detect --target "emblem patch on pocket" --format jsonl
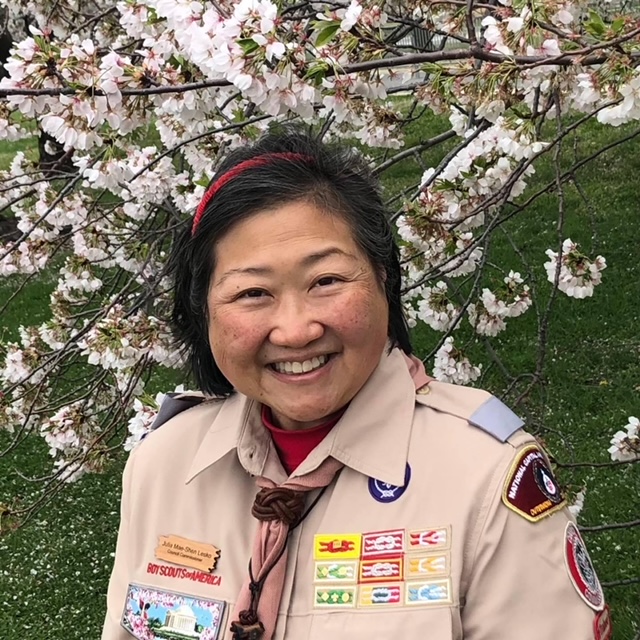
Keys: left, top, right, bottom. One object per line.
{"left": 121, "top": 583, "right": 226, "bottom": 640}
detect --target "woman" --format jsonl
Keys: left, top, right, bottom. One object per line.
{"left": 103, "top": 129, "right": 610, "bottom": 640}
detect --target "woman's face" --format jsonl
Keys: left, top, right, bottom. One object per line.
{"left": 207, "top": 199, "right": 389, "bottom": 431}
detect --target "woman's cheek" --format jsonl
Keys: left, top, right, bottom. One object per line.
{"left": 213, "top": 309, "right": 268, "bottom": 355}
{"left": 329, "top": 288, "right": 387, "bottom": 335}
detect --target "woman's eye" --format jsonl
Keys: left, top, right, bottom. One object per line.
{"left": 238, "top": 289, "right": 267, "bottom": 299}
{"left": 316, "top": 276, "right": 341, "bottom": 287}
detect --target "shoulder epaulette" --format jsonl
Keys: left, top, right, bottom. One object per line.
{"left": 150, "top": 392, "right": 209, "bottom": 431}
{"left": 468, "top": 395, "right": 524, "bottom": 443}
{"left": 415, "top": 381, "right": 524, "bottom": 443}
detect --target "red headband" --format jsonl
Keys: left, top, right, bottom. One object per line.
{"left": 191, "top": 152, "right": 312, "bottom": 235}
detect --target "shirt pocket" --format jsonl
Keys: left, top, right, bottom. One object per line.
{"left": 308, "top": 605, "right": 454, "bottom": 639}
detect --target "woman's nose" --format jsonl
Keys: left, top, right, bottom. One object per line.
{"left": 268, "top": 298, "right": 324, "bottom": 348}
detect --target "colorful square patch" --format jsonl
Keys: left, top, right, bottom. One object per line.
{"left": 359, "top": 583, "right": 403, "bottom": 607}
{"left": 121, "top": 583, "right": 225, "bottom": 640}
{"left": 314, "top": 560, "right": 358, "bottom": 583}
{"left": 407, "top": 526, "right": 451, "bottom": 551}
{"left": 405, "top": 553, "right": 449, "bottom": 578}
{"left": 314, "top": 586, "right": 357, "bottom": 608}
{"left": 405, "top": 578, "right": 452, "bottom": 605}
{"left": 314, "top": 534, "right": 361, "bottom": 560}
{"left": 362, "top": 529, "right": 405, "bottom": 558}
{"left": 359, "top": 557, "right": 403, "bottom": 583}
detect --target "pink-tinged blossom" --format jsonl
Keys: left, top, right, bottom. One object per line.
{"left": 433, "top": 337, "right": 482, "bottom": 384}
{"left": 125, "top": 385, "right": 190, "bottom": 450}
{"left": 417, "top": 282, "right": 461, "bottom": 332}
{"left": 608, "top": 417, "right": 640, "bottom": 462}
{"left": 544, "top": 239, "right": 606, "bottom": 298}
{"left": 339, "top": 0, "right": 362, "bottom": 32}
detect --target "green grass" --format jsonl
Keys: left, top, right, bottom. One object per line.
{"left": 0, "top": 114, "right": 639, "bottom": 638}
{"left": 0, "top": 137, "right": 38, "bottom": 170}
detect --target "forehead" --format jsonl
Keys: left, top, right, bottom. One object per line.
{"left": 212, "top": 200, "right": 364, "bottom": 274}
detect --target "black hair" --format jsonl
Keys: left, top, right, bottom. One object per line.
{"left": 169, "top": 124, "right": 412, "bottom": 396}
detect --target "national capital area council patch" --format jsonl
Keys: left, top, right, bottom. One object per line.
{"left": 502, "top": 445, "right": 566, "bottom": 522}
{"left": 121, "top": 583, "right": 226, "bottom": 640}
{"left": 564, "top": 522, "right": 605, "bottom": 612}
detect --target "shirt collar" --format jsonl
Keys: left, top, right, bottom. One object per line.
{"left": 186, "top": 347, "right": 415, "bottom": 487}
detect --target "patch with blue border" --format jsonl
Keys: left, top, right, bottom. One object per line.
{"left": 121, "top": 583, "right": 225, "bottom": 639}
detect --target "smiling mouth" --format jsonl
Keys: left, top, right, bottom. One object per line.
{"left": 270, "top": 354, "right": 331, "bottom": 375}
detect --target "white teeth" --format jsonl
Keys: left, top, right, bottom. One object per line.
{"left": 273, "top": 354, "right": 329, "bottom": 375}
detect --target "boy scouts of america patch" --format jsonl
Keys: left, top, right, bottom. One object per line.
{"left": 502, "top": 445, "right": 566, "bottom": 522}
{"left": 564, "top": 522, "right": 605, "bottom": 611}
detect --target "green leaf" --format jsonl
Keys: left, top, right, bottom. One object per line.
{"left": 585, "top": 10, "right": 606, "bottom": 37}
{"left": 304, "top": 61, "right": 330, "bottom": 82}
{"left": 611, "top": 17, "right": 625, "bottom": 34}
{"left": 237, "top": 38, "right": 260, "bottom": 55}
{"left": 316, "top": 22, "right": 341, "bottom": 48}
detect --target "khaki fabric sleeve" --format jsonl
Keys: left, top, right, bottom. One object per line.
{"left": 101, "top": 446, "right": 139, "bottom": 640}
{"left": 461, "top": 445, "right": 599, "bottom": 639}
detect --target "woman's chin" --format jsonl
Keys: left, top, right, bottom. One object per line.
{"left": 268, "top": 406, "right": 343, "bottom": 431}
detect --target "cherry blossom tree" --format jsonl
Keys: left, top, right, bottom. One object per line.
{"left": 0, "top": 0, "right": 638, "bottom": 533}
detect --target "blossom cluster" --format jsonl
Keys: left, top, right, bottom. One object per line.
{"left": 468, "top": 271, "right": 532, "bottom": 337}
{"left": 124, "top": 386, "right": 191, "bottom": 450}
{"left": 544, "top": 239, "right": 607, "bottom": 299}
{"left": 416, "top": 282, "right": 462, "bottom": 333}
{"left": 608, "top": 417, "right": 640, "bottom": 462}
{"left": 432, "top": 337, "right": 482, "bottom": 385}
{"left": 397, "top": 114, "right": 544, "bottom": 292}
{"left": 77, "top": 304, "right": 181, "bottom": 374}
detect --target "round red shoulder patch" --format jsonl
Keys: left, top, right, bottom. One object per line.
{"left": 564, "top": 522, "right": 604, "bottom": 611}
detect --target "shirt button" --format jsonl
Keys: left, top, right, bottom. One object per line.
{"left": 417, "top": 385, "right": 431, "bottom": 395}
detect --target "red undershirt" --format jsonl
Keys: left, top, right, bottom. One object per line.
{"left": 261, "top": 405, "right": 345, "bottom": 475}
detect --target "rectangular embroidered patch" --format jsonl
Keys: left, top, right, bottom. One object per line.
{"left": 359, "top": 557, "right": 403, "bottom": 583}
{"left": 405, "top": 578, "right": 453, "bottom": 605}
{"left": 405, "top": 553, "right": 450, "bottom": 579}
{"left": 407, "top": 526, "right": 451, "bottom": 551}
{"left": 359, "top": 583, "right": 403, "bottom": 607}
{"left": 314, "top": 586, "right": 357, "bottom": 608}
{"left": 314, "top": 534, "right": 362, "bottom": 560}
{"left": 121, "top": 583, "right": 226, "bottom": 640}
{"left": 361, "top": 529, "right": 405, "bottom": 558}
{"left": 314, "top": 560, "right": 358, "bottom": 583}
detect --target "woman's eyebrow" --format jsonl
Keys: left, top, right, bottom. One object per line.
{"left": 301, "top": 247, "right": 357, "bottom": 267}
{"left": 215, "top": 247, "right": 357, "bottom": 287}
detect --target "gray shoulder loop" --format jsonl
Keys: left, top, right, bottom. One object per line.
{"left": 150, "top": 393, "right": 207, "bottom": 431}
{"left": 468, "top": 396, "right": 524, "bottom": 443}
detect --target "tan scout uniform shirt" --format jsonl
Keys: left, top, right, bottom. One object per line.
{"left": 103, "top": 348, "right": 603, "bottom": 640}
